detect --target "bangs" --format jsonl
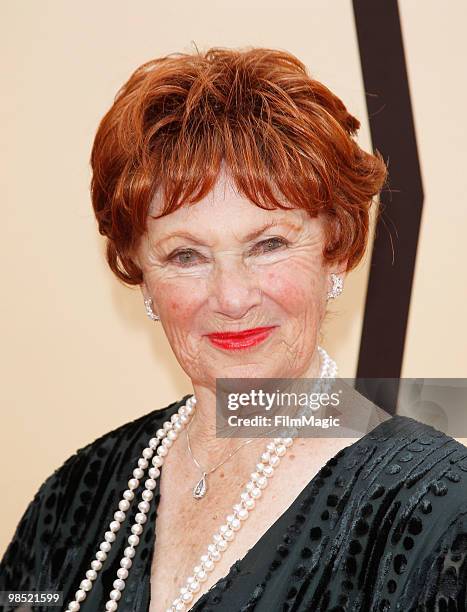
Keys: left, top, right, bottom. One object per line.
{"left": 147, "top": 93, "right": 340, "bottom": 220}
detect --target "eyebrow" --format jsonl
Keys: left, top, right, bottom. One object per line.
{"left": 158, "top": 219, "right": 301, "bottom": 246}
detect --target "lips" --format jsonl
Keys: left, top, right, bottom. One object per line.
{"left": 205, "top": 326, "right": 277, "bottom": 350}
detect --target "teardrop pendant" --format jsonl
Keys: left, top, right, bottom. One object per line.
{"left": 193, "top": 472, "right": 208, "bottom": 499}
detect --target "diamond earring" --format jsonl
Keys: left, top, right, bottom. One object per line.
{"left": 327, "top": 273, "right": 343, "bottom": 300}
{"left": 144, "top": 297, "right": 160, "bottom": 321}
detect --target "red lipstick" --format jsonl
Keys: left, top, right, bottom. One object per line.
{"left": 205, "top": 326, "right": 277, "bottom": 350}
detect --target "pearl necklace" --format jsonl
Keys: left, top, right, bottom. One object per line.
{"left": 64, "top": 346, "right": 337, "bottom": 612}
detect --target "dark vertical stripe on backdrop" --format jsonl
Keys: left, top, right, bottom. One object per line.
{"left": 352, "top": 0, "right": 424, "bottom": 414}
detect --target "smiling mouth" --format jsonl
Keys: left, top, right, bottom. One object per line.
{"left": 205, "top": 326, "right": 277, "bottom": 350}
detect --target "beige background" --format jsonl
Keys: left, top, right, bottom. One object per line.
{"left": 1, "top": 0, "right": 466, "bottom": 554}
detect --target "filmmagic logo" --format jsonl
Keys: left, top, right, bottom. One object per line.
{"left": 228, "top": 413, "right": 340, "bottom": 429}
{"left": 227, "top": 389, "right": 342, "bottom": 412}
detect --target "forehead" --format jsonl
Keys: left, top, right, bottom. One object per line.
{"left": 148, "top": 166, "right": 309, "bottom": 234}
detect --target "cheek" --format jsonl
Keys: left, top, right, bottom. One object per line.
{"left": 264, "top": 268, "right": 322, "bottom": 312}
{"left": 157, "top": 281, "right": 201, "bottom": 323}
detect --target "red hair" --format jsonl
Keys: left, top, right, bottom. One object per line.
{"left": 90, "top": 46, "right": 388, "bottom": 286}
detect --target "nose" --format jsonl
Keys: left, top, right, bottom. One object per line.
{"left": 207, "top": 257, "right": 262, "bottom": 319}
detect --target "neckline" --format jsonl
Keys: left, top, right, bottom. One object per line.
{"left": 147, "top": 397, "right": 405, "bottom": 611}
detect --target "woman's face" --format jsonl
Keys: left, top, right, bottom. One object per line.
{"left": 135, "top": 168, "right": 343, "bottom": 387}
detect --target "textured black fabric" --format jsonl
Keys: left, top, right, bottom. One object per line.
{"left": 2, "top": 393, "right": 467, "bottom": 611}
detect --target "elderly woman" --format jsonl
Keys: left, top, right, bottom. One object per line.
{"left": 2, "top": 47, "right": 467, "bottom": 612}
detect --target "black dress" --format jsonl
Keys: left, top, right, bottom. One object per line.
{"left": 2, "top": 393, "right": 467, "bottom": 611}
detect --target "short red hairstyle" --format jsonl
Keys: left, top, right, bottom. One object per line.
{"left": 90, "top": 46, "right": 387, "bottom": 286}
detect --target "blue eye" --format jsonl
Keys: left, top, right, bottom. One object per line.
{"left": 254, "top": 237, "right": 288, "bottom": 253}
{"left": 168, "top": 249, "right": 201, "bottom": 266}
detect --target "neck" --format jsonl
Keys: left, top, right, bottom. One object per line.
{"left": 185, "top": 347, "right": 323, "bottom": 469}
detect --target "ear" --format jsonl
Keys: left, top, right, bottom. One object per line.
{"left": 138, "top": 281, "right": 151, "bottom": 302}
{"left": 328, "top": 258, "right": 349, "bottom": 280}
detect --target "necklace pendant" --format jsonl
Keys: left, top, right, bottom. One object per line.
{"left": 193, "top": 473, "right": 207, "bottom": 499}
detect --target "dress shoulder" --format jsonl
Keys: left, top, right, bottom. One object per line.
{"left": 0, "top": 394, "right": 190, "bottom": 598}
{"left": 347, "top": 414, "right": 467, "bottom": 610}
{"left": 249, "top": 413, "right": 467, "bottom": 612}
{"left": 378, "top": 416, "right": 467, "bottom": 611}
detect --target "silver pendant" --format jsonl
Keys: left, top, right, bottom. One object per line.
{"left": 193, "top": 472, "right": 208, "bottom": 499}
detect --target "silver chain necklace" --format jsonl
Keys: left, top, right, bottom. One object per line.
{"left": 186, "top": 410, "right": 258, "bottom": 499}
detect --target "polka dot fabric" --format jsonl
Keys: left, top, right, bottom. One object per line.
{"left": 1, "top": 396, "right": 467, "bottom": 611}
